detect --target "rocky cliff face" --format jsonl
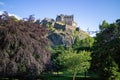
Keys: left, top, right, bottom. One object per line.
{"left": 47, "top": 29, "right": 89, "bottom": 47}
{"left": 40, "top": 17, "right": 89, "bottom": 47}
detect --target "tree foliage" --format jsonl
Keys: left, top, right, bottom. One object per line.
{"left": 51, "top": 45, "right": 65, "bottom": 72}
{"left": 72, "top": 36, "right": 94, "bottom": 51}
{"left": 0, "top": 13, "right": 50, "bottom": 79}
{"left": 99, "top": 20, "right": 110, "bottom": 30}
{"left": 91, "top": 20, "right": 120, "bottom": 80}
{"left": 58, "top": 49, "right": 91, "bottom": 80}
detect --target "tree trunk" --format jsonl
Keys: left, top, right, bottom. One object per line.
{"left": 73, "top": 72, "right": 77, "bottom": 80}
{"left": 84, "top": 71, "right": 87, "bottom": 80}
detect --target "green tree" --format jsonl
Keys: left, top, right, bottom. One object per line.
{"left": 58, "top": 49, "right": 91, "bottom": 80}
{"left": 99, "top": 20, "right": 109, "bottom": 30}
{"left": 51, "top": 45, "right": 66, "bottom": 72}
{"left": 72, "top": 36, "right": 94, "bottom": 51}
{"left": 91, "top": 20, "right": 120, "bottom": 80}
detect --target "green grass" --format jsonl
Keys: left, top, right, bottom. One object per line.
{"left": 40, "top": 74, "right": 98, "bottom": 80}
{"left": 39, "top": 72, "right": 98, "bottom": 80}
{"left": 0, "top": 72, "right": 98, "bottom": 80}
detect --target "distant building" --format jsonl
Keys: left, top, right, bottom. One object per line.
{"left": 40, "top": 14, "right": 77, "bottom": 31}
{"left": 56, "top": 14, "right": 77, "bottom": 27}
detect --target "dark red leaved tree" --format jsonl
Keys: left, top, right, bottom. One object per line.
{"left": 0, "top": 13, "right": 50, "bottom": 79}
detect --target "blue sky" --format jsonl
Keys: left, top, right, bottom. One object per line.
{"left": 0, "top": 0, "right": 120, "bottom": 32}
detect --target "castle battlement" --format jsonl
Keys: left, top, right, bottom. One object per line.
{"left": 56, "top": 14, "right": 77, "bottom": 27}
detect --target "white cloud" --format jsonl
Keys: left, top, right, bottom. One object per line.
{"left": 0, "top": 11, "right": 4, "bottom": 15}
{"left": 0, "top": 11, "right": 21, "bottom": 20}
{"left": 0, "top": 2, "right": 4, "bottom": 5}
{"left": 9, "top": 13, "right": 21, "bottom": 20}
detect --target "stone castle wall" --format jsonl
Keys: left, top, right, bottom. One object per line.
{"left": 41, "top": 14, "right": 77, "bottom": 31}
{"left": 56, "top": 14, "right": 76, "bottom": 26}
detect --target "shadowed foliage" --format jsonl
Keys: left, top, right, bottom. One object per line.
{"left": 91, "top": 20, "right": 120, "bottom": 80}
{"left": 0, "top": 12, "right": 50, "bottom": 79}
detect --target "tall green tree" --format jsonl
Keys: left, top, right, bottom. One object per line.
{"left": 91, "top": 20, "right": 120, "bottom": 80}
{"left": 58, "top": 49, "right": 91, "bottom": 80}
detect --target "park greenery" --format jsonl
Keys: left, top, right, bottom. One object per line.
{"left": 0, "top": 12, "right": 120, "bottom": 80}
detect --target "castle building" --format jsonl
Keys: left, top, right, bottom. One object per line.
{"left": 40, "top": 14, "right": 77, "bottom": 31}
{"left": 56, "top": 14, "right": 77, "bottom": 27}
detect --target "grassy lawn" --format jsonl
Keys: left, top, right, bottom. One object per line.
{"left": 39, "top": 72, "right": 98, "bottom": 80}
{"left": 40, "top": 75, "right": 98, "bottom": 80}
{"left": 0, "top": 72, "right": 98, "bottom": 80}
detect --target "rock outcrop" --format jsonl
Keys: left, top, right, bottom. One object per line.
{"left": 47, "top": 29, "right": 89, "bottom": 47}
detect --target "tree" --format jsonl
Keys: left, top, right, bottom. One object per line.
{"left": 72, "top": 36, "right": 94, "bottom": 51}
{"left": 99, "top": 20, "right": 109, "bottom": 31}
{"left": 0, "top": 13, "right": 50, "bottom": 79}
{"left": 58, "top": 49, "right": 91, "bottom": 80}
{"left": 51, "top": 45, "right": 66, "bottom": 73}
{"left": 91, "top": 20, "right": 120, "bottom": 80}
